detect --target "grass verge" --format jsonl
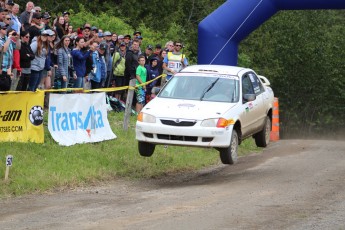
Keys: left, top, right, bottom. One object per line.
{"left": 0, "top": 112, "right": 261, "bottom": 198}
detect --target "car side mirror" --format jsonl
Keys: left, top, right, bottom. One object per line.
{"left": 243, "top": 94, "right": 256, "bottom": 103}
{"left": 258, "top": 75, "right": 271, "bottom": 86}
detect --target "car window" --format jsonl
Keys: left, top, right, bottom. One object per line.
{"left": 159, "top": 75, "right": 239, "bottom": 103}
{"left": 248, "top": 73, "right": 265, "bottom": 95}
{"left": 242, "top": 74, "right": 254, "bottom": 95}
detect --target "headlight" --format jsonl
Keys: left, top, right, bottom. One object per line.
{"left": 201, "top": 118, "right": 235, "bottom": 128}
{"left": 137, "top": 112, "right": 156, "bottom": 123}
{"left": 201, "top": 118, "right": 218, "bottom": 127}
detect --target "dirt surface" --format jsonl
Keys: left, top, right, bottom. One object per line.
{"left": 1, "top": 139, "right": 345, "bottom": 230}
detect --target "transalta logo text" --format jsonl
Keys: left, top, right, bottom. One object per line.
{"left": 49, "top": 106, "right": 104, "bottom": 131}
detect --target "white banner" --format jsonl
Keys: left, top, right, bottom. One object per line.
{"left": 48, "top": 93, "right": 116, "bottom": 146}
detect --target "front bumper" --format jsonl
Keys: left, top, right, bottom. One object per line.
{"left": 136, "top": 121, "right": 233, "bottom": 148}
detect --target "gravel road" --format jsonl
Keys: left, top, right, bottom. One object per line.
{"left": 0, "top": 139, "right": 345, "bottom": 230}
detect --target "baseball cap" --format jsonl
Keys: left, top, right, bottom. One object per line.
{"left": 6, "top": 0, "right": 14, "bottom": 6}
{"left": 63, "top": 11, "right": 70, "bottom": 16}
{"left": 104, "top": 31, "right": 111, "bottom": 36}
{"left": 42, "top": 12, "right": 51, "bottom": 19}
{"left": 0, "top": 22, "right": 7, "bottom": 29}
{"left": 151, "top": 56, "right": 159, "bottom": 62}
{"left": 124, "top": 34, "right": 131, "bottom": 39}
{"left": 155, "top": 44, "right": 162, "bottom": 49}
{"left": 133, "top": 31, "right": 141, "bottom": 35}
{"left": 83, "top": 25, "right": 91, "bottom": 31}
{"left": 120, "top": 42, "right": 126, "bottom": 46}
{"left": 146, "top": 45, "right": 153, "bottom": 50}
{"left": 99, "top": 43, "right": 107, "bottom": 50}
{"left": 44, "top": 29, "right": 55, "bottom": 36}
{"left": 118, "top": 35, "right": 124, "bottom": 39}
{"left": 0, "top": 7, "right": 8, "bottom": 13}
{"left": 91, "top": 26, "right": 98, "bottom": 31}
{"left": 98, "top": 32, "right": 104, "bottom": 37}
{"left": 41, "top": 30, "right": 50, "bottom": 36}
{"left": 137, "top": 36, "right": 143, "bottom": 40}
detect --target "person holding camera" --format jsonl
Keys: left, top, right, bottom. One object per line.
{"left": 0, "top": 22, "right": 20, "bottom": 91}
{"left": 71, "top": 37, "right": 91, "bottom": 88}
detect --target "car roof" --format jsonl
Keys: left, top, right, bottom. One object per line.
{"left": 180, "top": 65, "right": 249, "bottom": 76}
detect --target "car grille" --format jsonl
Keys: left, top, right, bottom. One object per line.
{"left": 143, "top": 133, "right": 214, "bottom": 143}
{"left": 157, "top": 134, "right": 198, "bottom": 142}
{"left": 160, "top": 119, "right": 196, "bottom": 127}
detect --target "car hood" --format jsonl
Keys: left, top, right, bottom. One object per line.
{"left": 142, "top": 98, "right": 236, "bottom": 120}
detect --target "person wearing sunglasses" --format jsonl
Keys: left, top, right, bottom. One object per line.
{"left": 16, "top": 31, "right": 35, "bottom": 91}
{"left": 34, "top": 6, "right": 41, "bottom": 13}
{"left": 162, "top": 40, "right": 188, "bottom": 82}
{"left": 3, "top": 15, "right": 11, "bottom": 26}
{"left": 28, "top": 12, "right": 42, "bottom": 43}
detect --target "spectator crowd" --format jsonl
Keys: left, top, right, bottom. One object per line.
{"left": 0, "top": 0, "right": 188, "bottom": 113}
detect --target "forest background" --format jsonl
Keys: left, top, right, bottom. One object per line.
{"left": 17, "top": 0, "right": 345, "bottom": 138}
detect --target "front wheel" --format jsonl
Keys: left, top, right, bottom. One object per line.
{"left": 138, "top": 141, "right": 155, "bottom": 157}
{"left": 219, "top": 129, "right": 238, "bottom": 165}
{"left": 254, "top": 116, "right": 271, "bottom": 147}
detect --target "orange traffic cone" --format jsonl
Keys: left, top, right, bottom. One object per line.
{"left": 270, "top": 97, "right": 280, "bottom": 141}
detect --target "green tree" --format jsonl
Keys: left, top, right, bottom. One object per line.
{"left": 240, "top": 10, "right": 345, "bottom": 137}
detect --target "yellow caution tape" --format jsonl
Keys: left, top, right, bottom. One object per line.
{"left": 2, "top": 74, "right": 166, "bottom": 93}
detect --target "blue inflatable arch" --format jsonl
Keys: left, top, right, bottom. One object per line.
{"left": 198, "top": 0, "right": 345, "bottom": 65}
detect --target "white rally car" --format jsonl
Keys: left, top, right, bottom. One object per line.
{"left": 136, "top": 65, "right": 274, "bottom": 164}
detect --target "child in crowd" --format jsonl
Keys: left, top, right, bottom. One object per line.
{"left": 145, "top": 56, "right": 159, "bottom": 103}
{"left": 135, "top": 55, "right": 147, "bottom": 113}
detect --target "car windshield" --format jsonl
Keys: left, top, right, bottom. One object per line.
{"left": 159, "top": 75, "right": 240, "bottom": 103}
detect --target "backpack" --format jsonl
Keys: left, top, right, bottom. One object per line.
{"left": 112, "top": 52, "right": 122, "bottom": 69}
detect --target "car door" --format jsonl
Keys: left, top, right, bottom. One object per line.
{"left": 248, "top": 73, "right": 267, "bottom": 131}
{"left": 240, "top": 73, "right": 263, "bottom": 136}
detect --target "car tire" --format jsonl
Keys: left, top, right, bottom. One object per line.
{"left": 219, "top": 129, "right": 238, "bottom": 165}
{"left": 138, "top": 141, "right": 155, "bottom": 157}
{"left": 254, "top": 116, "right": 271, "bottom": 147}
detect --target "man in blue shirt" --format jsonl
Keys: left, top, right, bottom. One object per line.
{"left": 0, "top": 22, "right": 19, "bottom": 91}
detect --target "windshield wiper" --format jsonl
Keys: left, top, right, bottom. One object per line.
{"left": 200, "top": 78, "right": 220, "bottom": 101}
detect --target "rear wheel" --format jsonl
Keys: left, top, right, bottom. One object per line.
{"left": 219, "top": 129, "right": 238, "bottom": 165}
{"left": 255, "top": 116, "right": 271, "bottom": 147}
{"left": 138, "top": 141, "right": 155, "bottom": 157}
